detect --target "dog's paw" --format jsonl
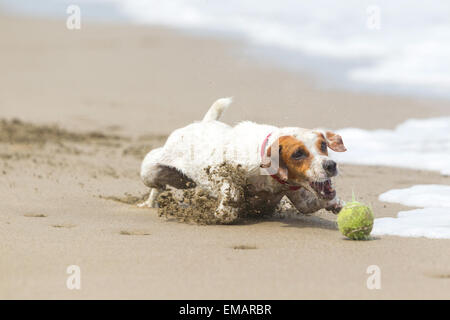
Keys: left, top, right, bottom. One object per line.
{"left": 325, "top": 198, "right": 344, "bottom": 214}
{"left": 137, "top": 199, "right": 158, "bottom": 208}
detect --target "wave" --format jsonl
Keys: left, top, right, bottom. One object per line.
{"left": 333, "top": 117, "right": 450, "bottom": 175}
{"left": 116, "top": 0, "right": 450, "bottom": 98}
{"left": 3, "top": 0, "right": 450, "bottom": 98}
{"left": 373, "top": 185, "right": 450, "bottom": 239}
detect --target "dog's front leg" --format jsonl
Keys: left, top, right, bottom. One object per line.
{"left": 214, "top": 180, "right": 242, "bottom": 224}
{"left": 286, "top": 189, "right": 343, "bottom": 215}
{"left": 324, "top": 196, "right": 344, "bottom": 214}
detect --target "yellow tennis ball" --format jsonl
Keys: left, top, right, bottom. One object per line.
{"left": 337, "top": 201, "right": 374, "bottom": 240}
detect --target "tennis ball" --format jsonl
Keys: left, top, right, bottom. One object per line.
{"left": 337, "top": 201, "right": 374, "bottom": 240}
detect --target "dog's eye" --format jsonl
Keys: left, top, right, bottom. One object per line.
{"left": 291, "top": 149, "right": 306, "bottom": 160}
{"left": 321, "top": 141, "right": 327, "bottom": 153}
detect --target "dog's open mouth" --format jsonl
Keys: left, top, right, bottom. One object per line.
{"left": 310, "top": 179, "right": 336, "bottom": 200}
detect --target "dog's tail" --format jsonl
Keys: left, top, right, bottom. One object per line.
{"left": 202, "top": 97, "right": 233, "bottom": 122}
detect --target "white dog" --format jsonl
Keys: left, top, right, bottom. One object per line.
{"left": 140, "top": 98, "right": 346, "bottom": 223}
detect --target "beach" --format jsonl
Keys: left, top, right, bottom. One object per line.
{"left": 1, "top": 14, "right": 449, "bottom": 299}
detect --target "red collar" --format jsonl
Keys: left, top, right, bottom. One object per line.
{"left": 261, "top": 133, "right": 301, "bottom": 191}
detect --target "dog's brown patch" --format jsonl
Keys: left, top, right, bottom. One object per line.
{"left": 315, "top": 133, "right": 328, "bottom": 155}
{"left": 279, "top": 136, "right": 312, "bottom": 182}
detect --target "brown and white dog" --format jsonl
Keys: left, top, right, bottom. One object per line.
{"left": 140, "top": 98, "right": 346, "bottom": 223}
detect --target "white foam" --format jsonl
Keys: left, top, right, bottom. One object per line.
{"left": 114, "top": 0, "right": 450, "bottom": 97}
{"left": 378, "top": 185, "right": 450, "bottom": 208}
{"left": 373, "top": 185, "right": 450, "bottom": 239}
{"left": 373, "top": 208, "right": 450, "bottom": 239}
{"left": 3, "top": 0, "right": 450, "bottom": 97}
{"left": 332, "top": 117, "right": 450, "bottom": 176}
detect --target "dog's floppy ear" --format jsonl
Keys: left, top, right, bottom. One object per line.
{"left": 325, "top": 131, "right": 347, "bottom": 152}
{"left": 260, "top": 141, "right": 289, "bottom": 181}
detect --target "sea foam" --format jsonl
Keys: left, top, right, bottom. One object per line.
{"left": 2, "top": 0, "right": 450, "bottom": 98}
{"left": 115, "top": 0, "right": 450, "bottom": 98}
{"left": 373, "top": 185, "right": 450, "bottom": 239}
{"left": 333, "top": 117, "right": 450, "bottom": 176}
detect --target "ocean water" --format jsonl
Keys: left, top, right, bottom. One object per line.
{"left": 2, "top": 0, "right": 450, "bottom": 99}
{"left": 373, "top": 185, "right": 450, "bottom": 239}
{"left": 118, "top": 0, "right": 450, "bottom": 99}
{"left": 332, "top": 117, "right": 450, "bottom": 176}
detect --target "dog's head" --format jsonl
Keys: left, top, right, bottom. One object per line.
{"left": 261, "top": 129, "right": 346, "bottom": 200}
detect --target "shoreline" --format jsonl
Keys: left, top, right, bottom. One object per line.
{"left": 1, "top": 14, "right": 449, "bottom": 299}
{"left": 4, "top": 1, "right": 450, "bottom": 102}
{"left": 1, "top": 14, "right": 450, "bottom": 137}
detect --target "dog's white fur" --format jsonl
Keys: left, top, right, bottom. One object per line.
{"left": 140, "top": 98, "right": 344, "bottom": 222}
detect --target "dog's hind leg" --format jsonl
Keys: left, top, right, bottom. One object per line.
{"left": 139, "top": 166, "right": 196, "bottom": 208}
{"left": 140, "top": 148, "right": 196, "bottom": 208}
{"left": 138, "top": 188, "right": 161, "bottom": 208}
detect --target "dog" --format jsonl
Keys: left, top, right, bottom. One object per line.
{"left": 140, "top": 98, "right": 346, "bottom": 223}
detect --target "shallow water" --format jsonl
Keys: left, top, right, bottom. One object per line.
{"left": 332, "top": 117, "right": 450, "bottom": 175}
{"left": 373, "top": 185, "right": 450, "bottom": 239}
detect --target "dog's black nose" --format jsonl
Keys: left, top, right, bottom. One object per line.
{"left": 323, "top": 160, "right": 337, "bottom": 176}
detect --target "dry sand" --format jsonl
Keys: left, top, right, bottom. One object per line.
{"left": 1, "top": 15, "right": 449, "bottom": 299}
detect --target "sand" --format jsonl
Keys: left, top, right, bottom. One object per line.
{"left": 1, "top": 14, "right": 450, "bottom": 299}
